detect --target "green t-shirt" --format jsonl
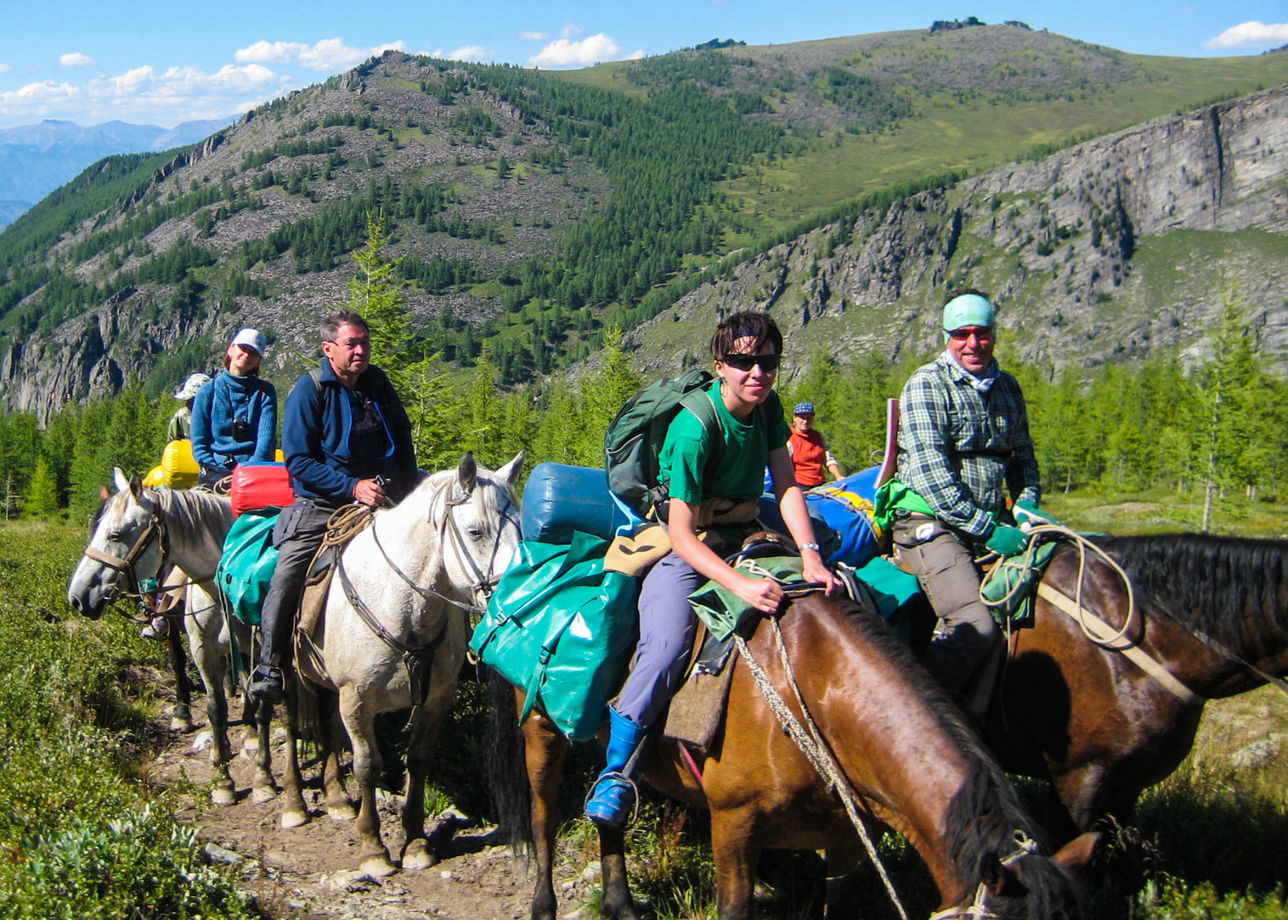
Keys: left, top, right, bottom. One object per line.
{"left": 658, "top": 382, "right": 788, "bottom": 505}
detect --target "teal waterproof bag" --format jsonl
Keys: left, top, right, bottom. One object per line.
{"left": 469, "top": 531, "right": 639, "bottom": 742}
{"left": 214, "top": 510, "right": 279, "bottom": 626}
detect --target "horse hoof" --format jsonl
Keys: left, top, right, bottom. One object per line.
{"left": 328, "top": 802, "right": 357, "bottom": 822}
{"left": 211, "top": 785, "right": 237, "bottom": 806}
{"left": 170, "top": 717, "right": 195, "bottom": 733}
{"left": 360, "top": 854, "right": 398, "bottom": 878}
{"left": 280, "top": 808, "right": 309, "bottom": 829}
{"left": 251, "top": 785, "right": 278, "bottom": 804}
{"left": 401, "top": 839, "right": 437, "bottom": 871}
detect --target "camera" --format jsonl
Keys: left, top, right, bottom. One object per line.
{"left": 231, "top": 417, "right": 252, "bottom": 441}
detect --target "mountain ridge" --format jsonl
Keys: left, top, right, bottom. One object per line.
{"left": 0, "top": 25, "right": 1286, "bottom": 421}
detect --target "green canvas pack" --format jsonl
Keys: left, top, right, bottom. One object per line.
{"left": 981, "top": 539, "right": 1057, "bottom": 628}
{"left": 603, "top": 368, "right": 723, "bottom": 519}
{"left": 469, "top": 531, "right": 639, "bottom": 741}
{"left": 214, "top": 510, "right": 279, "bottom": 626}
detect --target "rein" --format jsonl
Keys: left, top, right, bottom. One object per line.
{"left": 329, "top": 478, "right": 519, "bottom": 729}
{"left": 731, "top": 583, "right": 911, "bottom": 920}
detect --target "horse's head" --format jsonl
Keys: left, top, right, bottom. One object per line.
{"left": 67, "top": 468, "right": 168, "bottom": 619}
{"left": 938, "top": 830, "right": 1099, "bottom": 920}
{"left": 434, "top": 451, "right": 524, "bottom": 611}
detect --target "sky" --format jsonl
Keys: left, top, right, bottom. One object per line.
{"left": 2, "top": 0, "right": 1287, "bottom": 130}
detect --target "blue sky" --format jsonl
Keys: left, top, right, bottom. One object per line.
{"left": 2, "top": 0, "right": 1286, "bottom": 129}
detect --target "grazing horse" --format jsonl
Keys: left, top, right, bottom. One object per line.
{"left": 493, "top": 592, "right": 1097, "bottom": 920}
{"left": 67, "top": 470, "right": 268, "bottom": 805}
{"left": 986, "top": 532, "right": 1288, "bottom": 841}
{"left": 292, "top": 451, "right": 523, "bottom": 877}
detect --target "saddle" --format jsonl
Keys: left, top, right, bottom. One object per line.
{"left": 293, "top": 509, "right": 375, "bottom": 689}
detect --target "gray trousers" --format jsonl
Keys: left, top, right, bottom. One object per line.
{"left": 257, "top": 500, "right": 334, "bottom": 671}
{"left": 891, "top": 513, "right": 997, "bottom": 696}
{"left": 613, "top": 551, "right": 704, "bottom": 728}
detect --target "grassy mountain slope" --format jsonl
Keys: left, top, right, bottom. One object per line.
{"left": 0, "top": 24, "right": 1286, "bottom": 418}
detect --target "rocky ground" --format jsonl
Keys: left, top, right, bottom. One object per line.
{"left": 150, "top": 696, "right": 602, "bottom": 920}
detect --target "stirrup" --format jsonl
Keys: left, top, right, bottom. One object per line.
{"left": 248, "top": 666, "right": 285, "bottom": 703}
{"left": 584, "top": 771, "right": 639, "bottom": 829}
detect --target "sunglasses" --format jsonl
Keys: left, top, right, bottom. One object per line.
{"left": 947, "top": 326, "right": 995, "bottom": 341}
{"left": 722, "top": 353, "right": 781, "bottom": 372}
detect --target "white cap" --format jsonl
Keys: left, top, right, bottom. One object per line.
{"left": 174, "top": 373, "right": 212, "bottom": 400}
{"left": 229, "top": 327, "right": 266, "bottom": 355}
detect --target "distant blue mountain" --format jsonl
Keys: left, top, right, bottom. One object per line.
{"left": 0, "top": 117, "right": 235, "bottom": 229}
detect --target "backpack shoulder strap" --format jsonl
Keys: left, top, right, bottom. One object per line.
{"left": 679, "top": 388, "right": 725, "bottom": 468}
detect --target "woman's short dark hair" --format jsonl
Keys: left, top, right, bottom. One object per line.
{"left": 322, "top": 309, "right": 369, "bottom": 343}
{"left": 710, "top": 311, "right": 783, "bottom": 360}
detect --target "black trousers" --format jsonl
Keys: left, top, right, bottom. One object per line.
{"left": 256, "top": 500, "right": 334, "bottom": 670}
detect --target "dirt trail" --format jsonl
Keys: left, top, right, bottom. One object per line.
{"left": 151, "top": 696, "right": 598, "bottom": 920}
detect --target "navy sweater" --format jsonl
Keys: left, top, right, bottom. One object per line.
{"left": 281, "top": 359, "right": 417, "bottom": 506}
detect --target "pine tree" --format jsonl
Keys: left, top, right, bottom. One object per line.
{"left": 25, "top": 456, "right": 60, "bottom": 519}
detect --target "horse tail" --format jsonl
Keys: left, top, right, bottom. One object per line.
{"left": 484, "top": 665, "right": 532, "bottom": 856}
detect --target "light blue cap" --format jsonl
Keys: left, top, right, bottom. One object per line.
{"left": 942, "top": 293, "right": 995, "bottom": 332}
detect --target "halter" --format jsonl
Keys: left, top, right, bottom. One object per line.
{"left": 81, "top": 491, "right": 169, "bottom": 601}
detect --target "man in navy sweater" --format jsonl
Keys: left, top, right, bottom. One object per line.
{"left": 249, "top": 309, "right": 417, "bottom": 702}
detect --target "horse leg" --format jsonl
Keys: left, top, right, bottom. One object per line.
{"left": 249, "top": 693, "right": 279, "bottom": 804}
{"left": 166, "top": 610, "right": 195, "bottom": 733}
{"left": 183, "top": 609, "right": 235, "bottom": 805}
{"left": 339, "top": 688, "right": 397, "bottom": 877}
{"left": 597, "top": 824, "right": 641, "bottom": 920}
{"left": 400, "top": 716, "right": 442, "bottom": 871}
{"left": 319, "top": 687, "right": 355, "bottom": 821}
{"left": 710, "top": 810, "right": 762, "bottom": 920}
{"left": 277, "top": 677, "right": 311, "bottom": 828}
{"left": 522, "top": 711, "right": 570, "bottom": 920}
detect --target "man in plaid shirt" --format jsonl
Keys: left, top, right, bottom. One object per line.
{"left": 888, "top": 290, "right": 1040, "bottom": 714}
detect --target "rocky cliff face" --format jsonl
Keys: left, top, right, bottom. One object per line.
{"left": 627, "top": 84, "right": 1288, "bottom": 379}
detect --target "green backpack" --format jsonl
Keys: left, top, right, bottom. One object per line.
{"left": 603, "top": 368, "right": 724, "bottom": 519}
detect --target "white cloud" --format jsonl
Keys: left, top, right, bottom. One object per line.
{"left": 561, "top": 23, "right": 584, "bottom": 39}
{"left": 1, "top": 80, "right": 82, "bottom": 107}
{"left": 439, "top": 45, "right": 490, "bottom": 62}
{"left": 520, "top": 31, "right": 549, "bottom": 41}
{"left": 60, "top": 52, "right": 96, "bottom": 68}
{"left": 1204, "top": 20, "right": 1288, "bottom": 49}
{"left": 235, "top": 37, "right": 407, "bottom": 71}
{"left": 529, "top": 33, "right": 638, "bottom": 67}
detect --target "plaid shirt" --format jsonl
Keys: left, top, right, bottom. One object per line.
{"left": 895, "top": 352, "right": 1040, "bottom": 538}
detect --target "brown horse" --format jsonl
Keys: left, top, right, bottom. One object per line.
{"left": 985, "top": 532, "right": 1288, "bottom": 841}
{"left": 491, "top": 592, "right": 1097, "bottom": 920}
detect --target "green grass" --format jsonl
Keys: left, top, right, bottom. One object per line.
{"left": 0, "top": 521, "right": 262, "bottom": 919}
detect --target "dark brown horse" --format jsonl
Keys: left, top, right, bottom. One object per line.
{"left": 491, "top": 593, "right": 1097, "bottom": 920}
{"left": 985, "top": 532, "right": 1288, "bottom": 841}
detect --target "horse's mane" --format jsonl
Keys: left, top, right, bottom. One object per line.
{"left": 156, "top": 487, "right": 235, "bottom": 538}
{"left": 813, "top": 598, "right": 1079, "bottom": 918}
{"left": 1097, "top": 533, "right": 1288, "bottom": 653}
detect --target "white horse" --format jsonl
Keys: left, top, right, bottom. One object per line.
{"left": 291, "top": 451, "right": 524, "bottom": 876}
{"left": 67, "top": 470, "right": 272, "bottom": 805}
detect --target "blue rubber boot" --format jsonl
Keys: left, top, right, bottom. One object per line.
{"left": 585, "top": 707, "right": 649, "bottom": 828}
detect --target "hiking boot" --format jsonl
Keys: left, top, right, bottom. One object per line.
{"left": 249, "top": 666, "right": 285, "bottom": 704}
{"left": 140, "top": 616, "right": 169, "bottom": 641}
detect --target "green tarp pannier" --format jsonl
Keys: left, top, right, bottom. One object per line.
{"left": 470, "top": 531, "right": 638, "bottom": 742}
{"left": 214, "top": 510, "right": 279, "bottom": 626}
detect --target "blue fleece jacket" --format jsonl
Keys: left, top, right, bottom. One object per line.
{"left": 190, "top": 371, "right": 277, "bottom": 471}
{"left": 281, "top": 359, "right": 417, "bottom": 506}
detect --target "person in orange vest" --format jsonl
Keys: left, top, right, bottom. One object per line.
{"left": 787, "top": 402, "right": 843, "bottom": 488}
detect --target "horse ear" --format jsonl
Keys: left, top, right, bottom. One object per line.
{"left": 496, "top": 451, "right": 525, "bottom": 487}
{"left": 128, "top": 472, "right": 144, "bottom": 500}
{"left": 457, "top": 452, "right": 478, "bottom": 494}
{"left": 1050, "top": 832, "right": 1102, "bottom": 869}
{"left": 113, "top": 467, "right": 130, "bottom": 494}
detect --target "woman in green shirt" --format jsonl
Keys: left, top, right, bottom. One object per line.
{"left": 586, "top": 311, "right": 840, "bottom": 828}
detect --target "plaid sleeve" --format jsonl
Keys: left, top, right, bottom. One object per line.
{"left": 898, "top": 369, "right": 994, "bottom": 537}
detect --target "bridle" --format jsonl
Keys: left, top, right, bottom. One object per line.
{"left": 82, "top": 491, "right": 169, "bottom": 601}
